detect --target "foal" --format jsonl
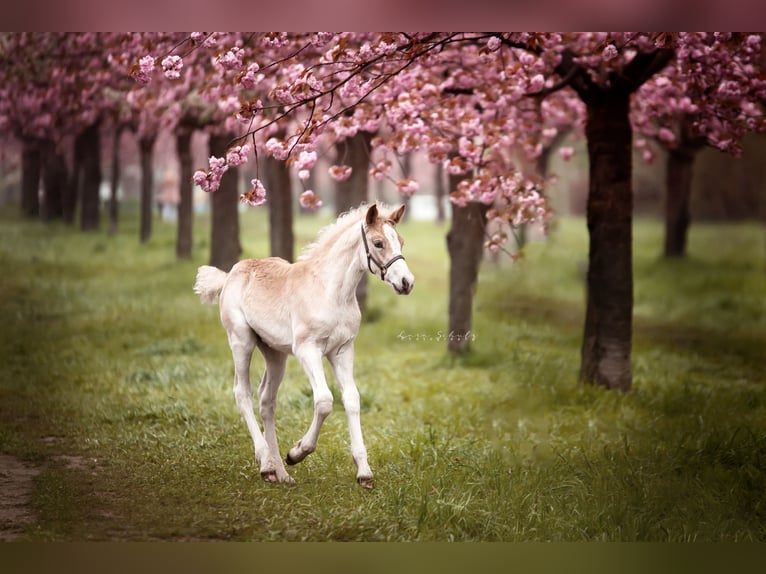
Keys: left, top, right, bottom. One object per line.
{"left": 193, "top": 203, "right": 414, "bottom": 488}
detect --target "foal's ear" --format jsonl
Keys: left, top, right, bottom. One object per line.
{"left": 390, "top": 204, "right": 406, "bottom": 225}
{"left": 365, "top": 203, "right": 378, "bottom": 226}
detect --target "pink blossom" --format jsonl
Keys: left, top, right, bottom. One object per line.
{"left": 657, "top": 127, "right": 675, "bottom": 144}
{"left": 299, "top": 190, "right": 323, "bottom": 210}
{"left": 161, "top": 55, "right": 183, "bottom": 80}
{"left": 486, "top": 36, "right": 501, "bottom": 52}
{"left": 218, "top": 47, "right": 244, "bottom": 71}
{"left": 265, "top": 138, "right": 289, "bottom": 161}
{"left": 528, "top": 74, "right": 545, "bottom": 93}
{"left": 328, "top": 164, "right": 352, "bottom": 182}
{"left": 218, "top": 95, "right": 240, "bottom": 115}
{"left": 295, "top": 150, "right": 317, "bottom": 172}
{"left": 602, "top": 44, "right": 619, "bottom": 61}
{"left": 559, "top": 146, "right": 575, "bottom": 161}
{"left": 396, "top": 178, "right": 419, "bottom": 197}
{"left": 226, "top": 144, "right": 251, "bottom": 167}
{"left": 240, "top": 63, "right": 261, "bottom": 89}
{"left": 132, "top": 55, "right": 155, "bottom": 84}
{"left": 240, "top": 179, "right": 267, "bottom": 206}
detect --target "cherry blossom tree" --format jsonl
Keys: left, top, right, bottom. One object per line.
{"left": 632, "top": 33, "right": 766, "bottom": 257}
{"left": 126, "top": 33, "right": 764, "bottom": 390}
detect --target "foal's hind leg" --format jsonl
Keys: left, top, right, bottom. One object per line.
{"left": 227, "top": 324, "right": 282, "bottom": 483}
{"left": 256, "top": 343, "right": 294, "bottom": 484}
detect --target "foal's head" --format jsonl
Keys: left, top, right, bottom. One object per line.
{"left": 361, "top": 204, "right": 415, "bottom": 295}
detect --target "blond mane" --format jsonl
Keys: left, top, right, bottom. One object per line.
{"left": 298, "top": 202, "right": 398, "bottom": 262}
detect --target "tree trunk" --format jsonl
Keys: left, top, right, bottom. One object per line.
{"left": 139, "top": 134, "right": 156, "bottom": 243}
{"left": 446, "top": 180, "right": 488, "bottom": 354}
{"left": 434, "top": 162, "right": 446, "bottom": 224}
{"left": 63, "top": 134, "right": 82, "bottom": 225}
{"left": 41, "top": 140, "right": 66, "bottom": 221}
{"left": 20, "top": 139, "right": 41, "bottom": 218}
{"left": 108, "top": 127, "right": 122, "bottom": 236}
{"left": 79, "top": 121, "right": 102, "bottom": 232}
{"left": 664, "top": 146, "right": 696, "bottom": 258}
{"left": 335, "top": 131, "right": 372, "bottom": 213}
{"left": 579, "top": 92, "right": 633, "bottom": 392}
{"left": 208, "top": 134, "right": 241, "bottom": 271}
{"left": 176, "top": 130, "right": 194, "bottom": 259}
{"left": 335, "top": 132, "right": 372, "bottom": 312}
{"left": 263, "top": 154, "right": 294, "bottom": 262}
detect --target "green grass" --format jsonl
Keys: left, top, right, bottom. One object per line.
{"left": 1, "top": 204, "right": 765, "bottom": 541}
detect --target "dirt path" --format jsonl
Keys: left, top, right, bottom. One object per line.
{"left": 0, "top": 454, "right": 40, "bottom": 541}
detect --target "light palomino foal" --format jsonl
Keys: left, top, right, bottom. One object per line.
{"left": 193, "top": 203, "right": 414, "bottom": 488}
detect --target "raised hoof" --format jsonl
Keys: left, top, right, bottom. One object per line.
{"left": 285, "top": 452, "right": 298, "bottom": 466}
{"left": 260, "top": 470, "right": 278, "bottom": 483}
{"left": 357, "top": 477, "right": 375, "bottom": 490}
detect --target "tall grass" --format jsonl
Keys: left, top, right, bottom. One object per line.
{"left": 0, "top": 205, "right": 764, "bottom": 541}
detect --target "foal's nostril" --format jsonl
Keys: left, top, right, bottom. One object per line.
{"left": 402, "top": 277, "right": 410, "bottom": 293}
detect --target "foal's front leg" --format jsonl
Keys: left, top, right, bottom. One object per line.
{"left": 286, "top": 343, "right": 334, "bottom": 466}
{"left": 328, "top": 341, "right": 374, "bottom": 488}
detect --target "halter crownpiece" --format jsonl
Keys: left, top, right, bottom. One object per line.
{"left": 360, "top": 223, "right": 405, "bottom": 280}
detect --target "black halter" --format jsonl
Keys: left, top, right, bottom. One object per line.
{"left": 360, "top": 223, "right": 405, "bottom": 280}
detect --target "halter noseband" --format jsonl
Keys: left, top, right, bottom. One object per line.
{"left": 360, "top": 223, "right": 405, "bottom": 280}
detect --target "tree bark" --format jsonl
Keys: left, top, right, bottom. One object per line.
{"left": 579, "top": 91, "right": 633, "bottom": 392}
{"left": 41, "top": 140, "right": 66, "bottom": 221}
{"left": 108, "top": 127, "right": 122, "bottom": 236}
{"left": 335, "top": 131, "right": 372, "bottom": 213}
{"left": 139, "top": 134, "right": 156, "bottom": 243}
{"left": 434, "top": 162, "right": 446, "bottom": 224}
{"left": 176, "top": 130, "right": 194, "bottom": 259}
{"left": 664, "top": 145, "right": 696, "bottom": 258}
{"left": 79, "top": 121, "right": 102, "bottom": 232}
{"left": 263, "top": 154, "right": 294, "bottom": 262}
{"left": 335, "top": 131, "right": 372, "bottom": 312}
{"left": 446, "top": 177, "right": 488, "bottom": 353}
{"left": 63, "top": 134, "right": 82, "bottom": 225}
{"left": 20, "top": 139, "right": 41, "bottom": 218}
{"left": 208, "top": 134, "right": 241, "bottom": 272}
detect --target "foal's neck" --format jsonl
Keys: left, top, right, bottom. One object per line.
{"left": 313, "top": 219, "right": 366, "bottom": 304}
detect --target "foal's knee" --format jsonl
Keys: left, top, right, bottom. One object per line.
{"left": 342, "top": 388, "right": 361, "bottom": 416}
{"left": 315, "top": 395, "right": 333, "bottom": 419}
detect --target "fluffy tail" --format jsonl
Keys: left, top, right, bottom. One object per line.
{"left": 193, "top": 265, "right": 228, "bottom": 304}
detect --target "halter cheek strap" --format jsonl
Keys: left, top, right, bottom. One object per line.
{"left": 361, "top": 223, "right": 405, "bottom": 280}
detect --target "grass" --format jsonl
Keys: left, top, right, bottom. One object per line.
{"left": 0, "top": 203, "right": 765, "bottom": 541}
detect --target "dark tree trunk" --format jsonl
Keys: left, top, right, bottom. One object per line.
{"left": 579, "top": 91, "right": 633, "bottom": 392}
{"left": 434, "top": 162, "right": 446, "bottom": 224}
{"left": 139, "top": 134, "right": 156, "bottom": 243}
{"left": 335, "top": 132, "right": 372, "bottom": 312}
{"left": 335, "top": 131, "right": 372, "bottom": 213}
{"left": 79, "top": 121, "right": 102, "bottom": 231}
{"left": 20, "top": 139, "right": 41, "bottom": 218}
{"left": 399, "top": 153, "right": 412, "bottom": 222}
{"left": 263, "top": 154, "right": 294, "bottom": 262}
{"left": 108, "top": 127, "right": 122, "bottom": 236}
{"left": 664, "top": 146, "right": 696, "bottom": 258}
{"left": 41, "top": 140, "right": 66, "bottom": 221}
{"left": 446, "top": 174, "right": 488, "bottom": 353}
{"left": 208, "top": 134, "right": 241, "bottom": 272}
{"left": 63, "top": 134, "right": 82, "bottom": 225}
{"left": 176, "top": 130, "right": 194, "bottom": 259}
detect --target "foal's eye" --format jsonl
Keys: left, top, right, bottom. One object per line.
{"left": 373, "top": 240, "right": 384, "bottom": 249}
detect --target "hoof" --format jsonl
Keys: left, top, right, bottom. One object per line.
{"left": 357, "top": 477, "right": 375, "bottom": 490}
{"left": 260, "top": 469, "right": 278, "bottom": 483}
{"left": 285, "top": 452, "right": 298, "bottom": 466}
